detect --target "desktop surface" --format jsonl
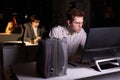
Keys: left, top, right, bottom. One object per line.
{"left": 12, "top": 62, "right": 120, "bottom": 80}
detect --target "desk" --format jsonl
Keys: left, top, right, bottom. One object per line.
{"left": 12, "top": 62, "right": 120, "bottom": 80}
{"left": 0, "top": 41, "right": 38, "bottom": 80}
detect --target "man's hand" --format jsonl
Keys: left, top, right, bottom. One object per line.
{"left": 34, "top": 36, "right": 41, "bottom": 43}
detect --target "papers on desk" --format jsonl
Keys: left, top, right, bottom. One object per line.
{"left": 24, "top": 41, "right": 38, "bottom": 46}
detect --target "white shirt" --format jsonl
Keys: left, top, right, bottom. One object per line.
{"left": 32, "top": 26, "right": 38, "bottom": 37}
{"left": 49, "top": 25, "right": 87, "bottom": 55}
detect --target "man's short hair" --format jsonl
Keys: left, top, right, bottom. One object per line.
{"left": 30, "top": 14, "right": 40, "bottom": 22}
{"left": 66, "top": 8, "right": 84, "bottom": 22}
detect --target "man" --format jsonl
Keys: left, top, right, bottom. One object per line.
{"left": 24, "top": 14, "right": 45, "bottom": 44}
{"left": 49, "top": 8, "right": 87, "bottom": 62}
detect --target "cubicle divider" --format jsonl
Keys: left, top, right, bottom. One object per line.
{"left": 0, "top": 41, "right": 38, "bottom": 80}
{"left": 0, "top": 33, "right": 21, "bottom": 42}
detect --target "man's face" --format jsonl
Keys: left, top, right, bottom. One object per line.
{"left": 68, "top": 16, "right": 84, "bottom": 32}
{"left": 32, "top": 20, "right": 40, "bottom": 28}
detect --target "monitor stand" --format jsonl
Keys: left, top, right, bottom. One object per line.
{"left": 93, "top": 57, "right": 120, "bottom": 71}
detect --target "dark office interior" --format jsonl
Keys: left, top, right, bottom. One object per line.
{"left": 1, "top": 0, "right": 120, "bottom": 80}
{"left": 0, "top": 0, "right": 120, "bottom": 32}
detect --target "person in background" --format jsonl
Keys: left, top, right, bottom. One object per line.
{"left": 5, "top": 15, "right": 22, "bottom": 34}
{"left": 49, "top": 8, "right": 87, "bottom": 62}
{"left": 24, "top": 14, "right": 45, "bottom": 44}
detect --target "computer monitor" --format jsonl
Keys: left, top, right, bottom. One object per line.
{"left": 81, "top": 27, "right": 120, "bottom": 63}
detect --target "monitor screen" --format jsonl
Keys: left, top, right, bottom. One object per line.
{"left": 81, "top": 27, "right": 120, "bottom": 62}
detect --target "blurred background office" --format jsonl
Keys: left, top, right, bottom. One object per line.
{"left": 0, "top": 0, "right": 120, "bottom": 33}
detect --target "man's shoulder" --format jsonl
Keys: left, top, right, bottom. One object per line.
{"left": 51, "top": 25, "right": 66, "bottom": 31}
{"left": 24, "top": 22, "right": 31, "bottom": 26}
{"left": 23, "top": 22, "right": 32, "bottom": 28}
